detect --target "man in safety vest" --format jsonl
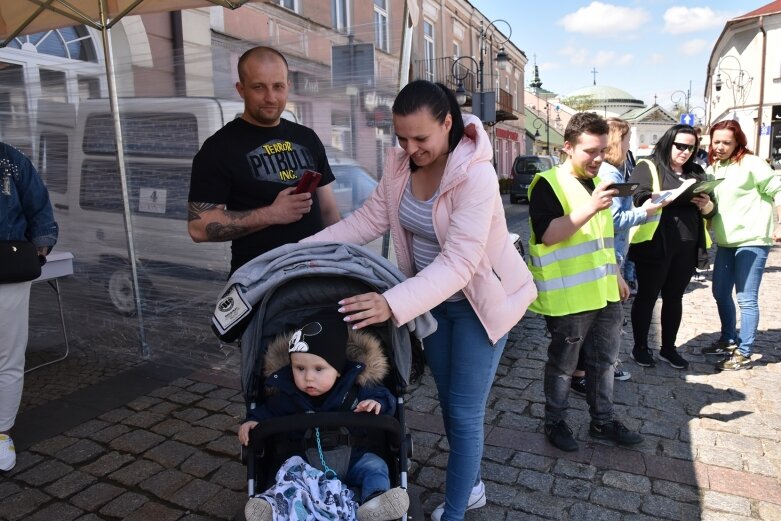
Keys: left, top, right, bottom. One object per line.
{"left": 528, "top": 112, "right": 642, "bottom": 452}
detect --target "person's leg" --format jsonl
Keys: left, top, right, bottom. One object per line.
{"left": 582, "top": 302, "right": 621, "bottom": 425}
{"left": 345, "top": 452, "right": 391, "bottom": 502}
{"left": 544, "top": 311, "right": 596, "bottom": 423}
{"left": 732, "top": 246, "right": 770, "bottom": 357}
{"left": 0, "top": 282, "right": 31, "bottom": 433}
{"left": 658, "top": 241, "right": 697, "bottom": 364}
{"left": 427, "top": 300, "right": 505, "bottom": 521}
{"left": 711, "top": 246, "right": 738, "bottom": 344}
{"left": 630, "top": 259, "right": 667, "bottom": 364}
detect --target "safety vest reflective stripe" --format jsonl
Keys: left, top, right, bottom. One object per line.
{"left": 534, "top": 263, "right": 618, "bottom": 292}
{"left": 529, "top": 237, "right": 615, "bottom": 268}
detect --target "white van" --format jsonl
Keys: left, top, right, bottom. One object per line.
{"left": 36, "top": 97, "right": 244, "bottom": 313}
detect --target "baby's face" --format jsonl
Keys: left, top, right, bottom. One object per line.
{"left": 290, "top": 353, "right": 339, "bottom": 397}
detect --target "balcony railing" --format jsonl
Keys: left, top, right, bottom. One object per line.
{"left": 411, "top": 57, "right": 516, "bottom": 122}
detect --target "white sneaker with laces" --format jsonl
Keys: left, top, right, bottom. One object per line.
{"left": 0, "top": 434, "right": 16, "bottom": 472}
{"left": 430, "top": 480, "right": 486, "bottom": 521}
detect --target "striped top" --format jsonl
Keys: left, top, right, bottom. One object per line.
{"left": 398, "top": 178, "right": 464, "bottom": 302}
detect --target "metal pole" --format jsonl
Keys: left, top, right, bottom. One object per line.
{"left": 546, "top": 104, "right": 550, "bottom": 155}
{"left": 478, "top": 20, "right": 485, "bottom": 120}
{"left": 98, "top": 0, "right": 149, "bottom": 358}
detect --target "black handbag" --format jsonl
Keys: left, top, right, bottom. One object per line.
{"left": 0, "top": 240, "right": 42, "bottom": 283}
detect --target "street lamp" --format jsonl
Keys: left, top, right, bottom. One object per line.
{"left": 531, "top": 102, "right": 560, "bottom": 155}
{"left": 452, "top": 55, "right": 478, "bottom": 107}
{"left": 450, "top": 18, "right": 512, "bottom": 124}
{"left": 671, "top": 80, "right": 705, "bottom": 126}
{"left": 713, "top": 55, "right": 752, "bottom": 108}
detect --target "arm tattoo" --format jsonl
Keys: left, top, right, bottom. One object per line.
{"left": 189, "top": 201, "right": 259, "bottom": 240}
{"left": 188, "top": 201, "right": 218, "bottom": 222}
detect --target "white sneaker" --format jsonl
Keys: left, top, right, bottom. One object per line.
{"left": 430, "top": 480, "right": 486, "bottom": 521}
{"left": 357, "top": 487, "right": 409, "bottom": 521}
{"left": 244, "top": 497, "right": 273, "bottom": 521}
{"left": 0, "top": 434, "right": 16, "bottom": 472}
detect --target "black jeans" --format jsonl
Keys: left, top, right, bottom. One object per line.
{"left": 543, "top": 301, "right": 622, "bottom": 425}
{"left": 631, "top": 239, "right": 696, "bottom": 351}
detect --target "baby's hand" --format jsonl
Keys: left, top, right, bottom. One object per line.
{"left": 238, "top": 421, "right": 259, "bottom": 446}
{"left": 354, "top": 399, "right": 381, "bottom": 415}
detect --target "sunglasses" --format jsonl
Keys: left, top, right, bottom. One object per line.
{"left": 672, "top": 142, "right": 695, "bottom": 152}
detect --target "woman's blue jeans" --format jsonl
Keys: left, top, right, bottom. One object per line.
{"left": 712, "top": 246, "right": 770, "bottom": 357}
{"left": 423, "top": 299, "right": 507, "bottom": 521}
{"left": 345, "top": 452, "right": 389, "bottom": 502}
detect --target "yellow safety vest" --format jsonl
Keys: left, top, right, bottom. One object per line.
{"left": 527, "top": 167, "right": 619, "bottom": 317}
{"left": 629, "top": 160, "right": 712, "bottom": 248}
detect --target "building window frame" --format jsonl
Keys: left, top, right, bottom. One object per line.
{"left": 374, "top": 0, "right": 389, "bottom": 53}
{"left": 423, "top": 20, "right": 435, "bottom": 82}
{"left": 333, "top": 0, "right": 351, "bottom": 32}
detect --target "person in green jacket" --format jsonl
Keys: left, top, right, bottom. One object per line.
{"left": 701, "top": 120, "right": 781, "bottom": 370}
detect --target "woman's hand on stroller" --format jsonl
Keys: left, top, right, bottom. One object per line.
{"left": 238, "top": 421, "right": 259, "bottom": 446}
{"left": 338, "top": 292, "right": 392, "bottom": 329}
{"left": 354, "top": 399, "right": 382, "bottom": 414}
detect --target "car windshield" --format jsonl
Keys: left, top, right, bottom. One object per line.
{"left": 331, "top": 164, "right": 378, "bottom": 216}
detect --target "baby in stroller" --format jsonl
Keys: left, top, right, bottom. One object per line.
{"left": 239, "top": 312, "right": 410, "bottom": 521}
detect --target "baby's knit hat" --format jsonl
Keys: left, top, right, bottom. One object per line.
{"left": 288, "top": 313, "right": 348, "bottom": 373}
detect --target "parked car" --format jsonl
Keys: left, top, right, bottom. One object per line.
{"left": 509, "top": 155, "right": 559, "bottom": 204}
{"left": 328, "top": 155, "right": 378, "bottom": 217}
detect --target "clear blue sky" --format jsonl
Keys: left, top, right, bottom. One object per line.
{"left": 472, "top": 1, "right": 767, "bottom": 112}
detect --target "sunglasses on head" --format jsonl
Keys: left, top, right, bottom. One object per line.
{"left": 672, "top": 142, "right": 695, "bottom": 152}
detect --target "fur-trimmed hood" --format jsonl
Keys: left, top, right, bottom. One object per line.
{"left": 263, "top": 329, "right": 390, "bottom": 387}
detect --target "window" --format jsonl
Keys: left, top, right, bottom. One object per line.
{"left": 374, "top": 0, "right": 389, "bottom": 52}
{"left": 39, "top": 69, "right": 67, "bottom": 102}
{"left": 82, "top": 113, "right": 200, "bottom": 158}
{"left": 8, "top": 26, "right": 97, "bottom": 62}
{"left": 452, "top": 42, "right": 460, "bottom": 59}
{"left": 278, "top": 0, "right": 298, "bottom": 11}
{"left": 38, "top": 131, "right": 68, "bottom": 193}
{"left": 77, "top": 76, "right": 101, "bottom": 100}
{"left": 424, "top": 21, "right": 435, "bottom": 82}
{"left": 333, "top": 0, "right": 350, "bottom": 32}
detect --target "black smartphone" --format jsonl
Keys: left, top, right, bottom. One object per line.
{"left": 606, "top": 182, "right": 640, "bottom": 197}
{"left": 293, "top": 169, "right": 322, "bottom": 194}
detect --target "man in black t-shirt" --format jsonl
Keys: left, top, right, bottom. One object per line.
{"left": 188, "top": 46, "right": 340, "bottom": 274}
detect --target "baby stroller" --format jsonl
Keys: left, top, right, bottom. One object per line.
{"left": 212, "top": 242, "right": 436, "bottom": 520}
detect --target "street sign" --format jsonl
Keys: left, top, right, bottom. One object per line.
{"left": 680, "top": 113, "right": 695, "bottom": 126}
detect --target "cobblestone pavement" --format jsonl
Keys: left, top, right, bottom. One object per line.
{"left": 2, "top": 242, "right": 780, "bottom": 520}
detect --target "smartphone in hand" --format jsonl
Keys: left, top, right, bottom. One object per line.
{"left": 605, "top": 182, "right": 640, "bottom": 197}
{"left": 293, "top": 170, "right": 322, "bottom": 194}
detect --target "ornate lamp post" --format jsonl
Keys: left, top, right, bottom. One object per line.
{"left": 531, "top": 102, "right": 560, "bottom": 155}
{"left": 450, "top": 18, "right": 512, "bottom": 125}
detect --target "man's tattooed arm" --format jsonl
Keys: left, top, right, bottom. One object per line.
{"left": 187, "top": 201, "right": 259, "bottom": 242}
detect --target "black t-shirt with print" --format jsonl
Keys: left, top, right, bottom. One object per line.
{"left": 189, "top": 118, "right": 335, "bottom": 274}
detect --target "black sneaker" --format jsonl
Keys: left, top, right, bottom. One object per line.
{"left": 630, "top": 346, "right": 655, "bottom": 367}
{"left": 716, "top": 352, "right": 752, "bottom": 371}
{"left": 701, "top": 339, "right": 738, "bottom": 356}
{"left": 544, "top": 420, "right": 578, "bottom": 452}
{"left": 589, "top": 420, "right": 643, "bottom": 446}
{"left": 570, "top": 376, "right": 587, "bottom": 397}
{"left": 658, "top": 349, "right": 689, "bottom": 369}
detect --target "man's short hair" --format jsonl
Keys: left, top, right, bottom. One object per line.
{"left": 564, "top": 112, "right": 608, "bottom": 145}
{"left": 237, "top": 46, "right": 289, "bottom": 83}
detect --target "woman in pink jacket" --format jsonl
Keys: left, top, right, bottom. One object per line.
{"left": 304, "top": 80, "right": 537, "bottom": 521}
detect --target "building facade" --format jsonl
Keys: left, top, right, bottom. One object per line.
{"left": 0, "top": 0, "right": 527, "bottom": 178}
{"left": 705, "top": 0, "right": 781, "bottom": 168}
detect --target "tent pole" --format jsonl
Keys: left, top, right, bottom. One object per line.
{"left": 99, "top": 0, "right": 149, "bottom": 358}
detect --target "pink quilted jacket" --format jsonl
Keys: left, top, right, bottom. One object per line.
{"left": 303, "top": 114, "right": 537, "bottom": 343}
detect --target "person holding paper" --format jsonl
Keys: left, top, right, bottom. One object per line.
{"left": 626, "top": 125, "right": 716, "bottom": 370}
{"left": 701, "top": 120, "right": 781, "bottom": 371}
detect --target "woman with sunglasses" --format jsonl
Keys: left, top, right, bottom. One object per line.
{"left": 701, "top": 120, "right": 781, "bottom": 371}
{"left": 626, "top": 124, "right": 716, "bottom": 370}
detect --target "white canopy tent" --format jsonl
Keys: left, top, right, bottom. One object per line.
{"left": 0, "top": 0, "right": 253, "bottom": 357}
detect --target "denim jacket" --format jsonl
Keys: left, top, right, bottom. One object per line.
{"left": 0, "top": 142, "right": 58, "bottom": 249}
{"left": 598, "top": 162, "right": 646, "bottom": 267}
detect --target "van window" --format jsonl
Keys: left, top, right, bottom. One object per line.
{"left": 82, "top": 113, "right": 199, "bottom": 158}
{"left": 38, "top": 131, "right": 68, "bottom": 193}
{"left": 79, "top": 160, "right": 190, "bottom": 220}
